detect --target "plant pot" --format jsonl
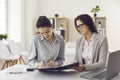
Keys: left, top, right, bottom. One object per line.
{"left": 94, "top": 13, "right": 97, "bottom": 17}
{"left": 55, "top": 14, "right": 59, "bottom": 18}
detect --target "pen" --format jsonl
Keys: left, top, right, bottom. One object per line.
{"left": 9, "top": 72, "right": 22, "bottom": 74}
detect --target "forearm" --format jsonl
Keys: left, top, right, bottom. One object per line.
{"left": 55, "top": 58, "right": 64, "bottom": 67}
{"left": 84, "top": 61, "right": 106, "bottom": 70}
{"left": 28, "top": 59, "right": 39, "bottom": 68}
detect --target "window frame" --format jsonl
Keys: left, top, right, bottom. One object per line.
{"left": 0, "top": 0, "right": 7, "bottom": 34}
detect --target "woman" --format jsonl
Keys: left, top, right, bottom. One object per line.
{"left": 28, "top": 16, "right": 65, "bottom": 68}
{"left": 73, "top": 14, "right": 108, "bottom": 71}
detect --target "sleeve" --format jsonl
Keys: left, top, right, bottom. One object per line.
{"left": 85, "top": 37, "right": 108, "bottom": 70}
{"left": 55, "top": 37, "right": 65, "bottom": 67}
{"left": 28, "top": 38, "right": 39, "bottom": 68}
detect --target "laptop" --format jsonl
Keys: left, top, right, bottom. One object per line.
{"left": 80, "top": 50, "right": 120, "bottom": 80}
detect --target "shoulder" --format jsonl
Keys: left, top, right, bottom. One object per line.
{"left": 94, "top": 33, "right": 107, "bottom": 42}
{"left": 54, "top": 33, "right": 64, "bottom": 41}
{"left": 32, "top": 34, "right": 42, "bottom": 42}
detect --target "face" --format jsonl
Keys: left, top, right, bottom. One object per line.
{"left": 38, "top": 27, "right": 53, "bottom": 40}
{"left": 76, "top": 20, "right": 90, "bottom": 36}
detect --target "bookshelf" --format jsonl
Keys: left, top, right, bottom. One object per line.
{"left": 93, "top": 17, "right": 106, "bottom": 35}
{"left": 49, "top": 17, "right": 68, "bottom": 42}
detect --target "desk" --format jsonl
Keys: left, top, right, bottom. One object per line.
{"left": 0, "top": 65, "right": 120, "bottom": 80}
{"left": 0, "top": 64, "right": 89, "bottom": 80}
{"left": 0, "top": 53, "right": 120, "bottom": 80}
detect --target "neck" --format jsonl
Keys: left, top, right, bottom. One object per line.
{"left": 48, "top": 34, "right": 54, "bottom": 43}
{"left": 85, "top": 31, "right": 93, "bottom": 41}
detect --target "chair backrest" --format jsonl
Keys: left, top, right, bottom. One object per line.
{"left": 65, "top": 42, "right": 76, "bottom": 55}
{"left": 7, "top": 40, "right": 20, "bottom": 54}
{"left": 0, "top": 42, "right": 11, "bottom": 58}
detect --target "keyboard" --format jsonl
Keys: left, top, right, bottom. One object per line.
{"left": 92, "top": 71, "right": 106, "bottom": 79}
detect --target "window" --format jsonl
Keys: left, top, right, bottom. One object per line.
{"left": 0, "top": 0, "right": 7, "bottom": 34}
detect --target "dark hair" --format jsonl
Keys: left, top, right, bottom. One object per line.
{"left": 36, "top": 16, "right": 52, "bottom": 28}
{"left": 74, "top": 14, "right": 98, "bottom": 33}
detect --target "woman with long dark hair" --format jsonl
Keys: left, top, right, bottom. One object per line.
{"left": 73, "top": 14, "right": 108, "bottom": 71}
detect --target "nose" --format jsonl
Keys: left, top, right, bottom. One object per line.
{"left": 44, "top": 33, "right": 49, "bottom": 37}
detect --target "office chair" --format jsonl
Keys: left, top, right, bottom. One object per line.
{"left": 7, "top": 40, "right": 29, "bottom": 64}
{"left": 0, "top": 42, "right": 19, "bottom": 70}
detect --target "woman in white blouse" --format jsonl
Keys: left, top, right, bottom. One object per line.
{"left": 28, "top": 16, "right": 65, "bottom": 68}
{"left": 73, "top": 14, "right": 108, "bottom": 71}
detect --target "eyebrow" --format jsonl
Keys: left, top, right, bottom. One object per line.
{"left": 40, "top": 30, "right": 50, "bottom": 34}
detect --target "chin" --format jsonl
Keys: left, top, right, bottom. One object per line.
{"left": 46, "top": 37, "right": 50, "bottom": 40}
{"left": 45, "top": 38, "right": 49, "bottom": 40}
{"left": 80, "top": 32, "right": 85, "bottom": 35}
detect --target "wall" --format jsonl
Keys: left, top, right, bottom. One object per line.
{"left": 7, "top": 0, "right": 21, "bottom": 42}
{"left": 10, "top": 0, "right": 120, "bottom": 51}
{"left": 24, "top": 0, "right": 38, "bottom": 50}
{"left": 7, "top": 0, "right": 38, "bottom": 51}
{"left": 7, "top": 0, "right": 25, "bottom": 51}
{"left": 35, "top": 0, "right": 120, "bottom": 51}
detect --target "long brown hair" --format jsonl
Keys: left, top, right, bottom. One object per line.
{"left": 74, "top": 14, "right": 98, "bottom": 33}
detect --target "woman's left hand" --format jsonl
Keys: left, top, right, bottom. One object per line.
{"left": 73, "top": 64, "right": 85, "bottom": 72}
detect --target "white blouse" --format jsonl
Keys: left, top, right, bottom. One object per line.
{"left": 82, "top": 33, "right": 95, "bottom": 64}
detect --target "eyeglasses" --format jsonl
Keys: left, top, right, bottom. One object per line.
{"left": 76, "top": 24, "right": 85, "bottom": 29}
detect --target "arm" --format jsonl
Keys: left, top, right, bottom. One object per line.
{"left": 85, "top": 37, "right": 108, "bottom": 70}
{"left": 55, "top": 37, "right": 65, "bottom": 67}
{"left": 28, "top": 38, "right": 39, "bottom": 68}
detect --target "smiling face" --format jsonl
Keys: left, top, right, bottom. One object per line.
{"left": 38, "top": 27, "right": 53, "bottom": 41}
{"left": 76, "top": 20, "right": 91, "bottom": 36}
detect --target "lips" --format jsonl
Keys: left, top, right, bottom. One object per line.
{"left": 46, "top": 36, "right": 49, "bottom": 39}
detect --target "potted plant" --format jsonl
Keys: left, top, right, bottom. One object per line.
{"left": 54, "top": 14, "right": 59, "bottom": 18}
{"left": 59, "top": 24, "right": 63, "bottom": 29}
{"left": 0, "top": 33, "right": 8, "bottom": 41}
{"left": 0, "top": 34, "right": 3, "bottom": 41}
{"left": 90, "top": 5, "right": 101, "bottom": 17}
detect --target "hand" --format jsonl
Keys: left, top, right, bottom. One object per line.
{"left": 38, "top": 61, "right": 46, "bottom": 68}
{"left": 73, "top": 64, "right": 85, "bottom": 72}
{"left": 47, "top": 60, "right": 56, "bottom": 68}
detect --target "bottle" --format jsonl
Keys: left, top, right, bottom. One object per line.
{"left": 98, "top": 21, "right": 102, "bottom": 29}
{"left": 97, "top": 21, "right": 104, "bottom": 35}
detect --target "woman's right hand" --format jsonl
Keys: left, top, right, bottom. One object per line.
{"left": 38, "top": 61, "right": 46, "bottom": 68}
{"left": 73, "top": 64, "right": 85, "bottom": 72}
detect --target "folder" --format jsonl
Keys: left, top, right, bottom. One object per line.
{"left": 38, "top": 62, "right": 79, "bottom": 72}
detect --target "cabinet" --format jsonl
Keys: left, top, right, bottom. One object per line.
{"left": 93, "top": 17, "right": 106, "bottom": 35}
{"left": 49, "top": 17, "right": 68, "bottom": 42}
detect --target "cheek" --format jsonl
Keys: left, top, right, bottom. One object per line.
{"left": 45, "top": 34, "right": 50, "bottom": 38}
{"left": 46, "top": 33, "right": 52, "bottom": 38}
{"left": 78, "top": 28, "right": 87, "bottom": 35}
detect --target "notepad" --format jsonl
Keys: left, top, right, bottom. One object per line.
{"left": 6, "top": 64, "right": 27, "bottom": 74}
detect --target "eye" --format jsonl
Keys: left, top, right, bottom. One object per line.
{"left": 40, "top": 33, "right": 44, "bottom": 34}
{"left": 46, "top": 31, "right": 49, "bottom": 34}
